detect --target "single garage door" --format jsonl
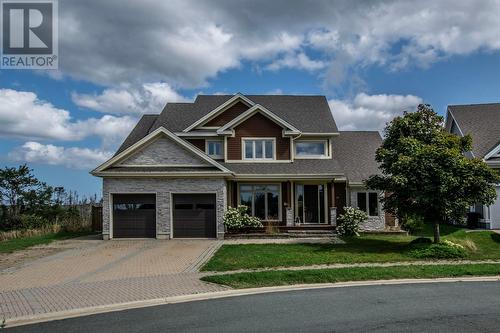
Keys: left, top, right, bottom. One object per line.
{"left": 173, "top": 194, "right": 216, "bottom": 238}
{"left": 113, "top": 194, "right": 156, "bottom": 238}
{"left": 491, "top": 187, "right": 500, "bottom": 229}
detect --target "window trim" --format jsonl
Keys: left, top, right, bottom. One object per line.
{"left": 205, "top": 139, "right": 224, "bottom": 159}
{"left": 237, "top": 183, "right": 282, "bottom": 221}
{"left": 356, "top": 191, "right": 379, "bottom": 217}
{"left": 294, "top": 139, "right": 330, "bottom": 159}
{"left": 241, "top": 137, "right": 277, "bottom": 161}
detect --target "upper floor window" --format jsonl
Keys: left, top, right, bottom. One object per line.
{"left": 206, "top": 140, "right": 223, "bottom": 159}
{"left": 243, "top": 138, "right": 275, "bottom": 160}
{"left": 357, "top": 192, "right": 379, "bottom": 216}
{"left": 295, "top": 140, "right": 328, "bottom": 158}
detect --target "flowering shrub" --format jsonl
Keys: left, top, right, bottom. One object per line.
{"left": 337, "top": 206, "right": 368, "bottom": 237}
{"left": 223, "top": 205, "right": 262, "bottom": 231}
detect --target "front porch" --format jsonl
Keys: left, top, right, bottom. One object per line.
{"left": 226, "top": 179, "right": 347, "bottom": 228}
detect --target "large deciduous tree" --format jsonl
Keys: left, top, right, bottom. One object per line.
{"left": 366, "top": 104, "right": 499, "bottom": 243}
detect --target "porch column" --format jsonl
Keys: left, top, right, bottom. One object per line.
{"left": 330, "top": 207, "right": 337, "bottom": 226}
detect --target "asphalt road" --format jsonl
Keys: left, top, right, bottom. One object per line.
{"left": 6, "top": 281, "right": 500, "bottom": 332}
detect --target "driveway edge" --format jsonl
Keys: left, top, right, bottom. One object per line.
{"left": 5, "top": 275, "right": 500, "bottom": 328}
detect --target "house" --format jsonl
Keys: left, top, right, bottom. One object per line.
{"left": 91, "top": 93, "right": 391, "bottom": 239}
{"left": 445, "top": 103, "right": 500, "bottom": 229}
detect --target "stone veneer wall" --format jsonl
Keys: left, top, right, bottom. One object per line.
{"left": 349, "top": 189, "right": 386, "bottom": 231}
{"left": 102, "top": 178, "right": 226, "bottom": 239}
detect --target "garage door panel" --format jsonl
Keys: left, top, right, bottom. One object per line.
{"left": 113, "top": 194, "right": 156, "bottom": 238}
{"left": 173, "top": 194, "right": 216, "bottom": 238}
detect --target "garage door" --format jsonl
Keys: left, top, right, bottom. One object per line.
{"left": 173, "top": 194, "right": 216, "bottom": 238}
{"left": 491, "top": 187, "right": 500, "bottom": 229}
{"left": 113, "top": 194, "right": 156, "bottom": 238}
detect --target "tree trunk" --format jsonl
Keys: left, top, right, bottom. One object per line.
{"left": 433, "top": 223, "right": 440, "bottom": 243}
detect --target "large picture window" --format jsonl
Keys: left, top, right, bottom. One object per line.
{"left": 243, "top": 138, "right": 275, "bottom": 160}
{"left": 239, "top": 184, "right": 280, "bottom": 220}
{"left": 295, "top": 140, "right": 328, "bottom": 158}
{"left": 356, "top": 192, "right": 379, "bottom": 216}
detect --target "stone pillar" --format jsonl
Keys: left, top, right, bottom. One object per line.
{"left": 286, "top": 207, "right": 294, "bottom": 226}
{"left": 330, "top": 207, "right": 337, "bottom": 226}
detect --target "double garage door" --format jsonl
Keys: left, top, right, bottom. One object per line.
{"left": 112, "top": 193, "right": 216, "bottom": 238}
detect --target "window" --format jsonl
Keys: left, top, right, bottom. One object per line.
{"left": 239, "top": 184, "right": 280, "bottom": 220}
{"left": 242, "top": 139, "right": 275, "bottom": 160}
{"left": 356, "top": 192, "right": 379, "bottom": 216}
{"left": 206, "top": 140, "right": 223, "bottom": 159}
{"left": 295, "top": 140, "right": 328, "bottom": 158}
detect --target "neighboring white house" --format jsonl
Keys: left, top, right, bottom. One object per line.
{"left": 445, "top": 103, "right": 500, "bottom": 229}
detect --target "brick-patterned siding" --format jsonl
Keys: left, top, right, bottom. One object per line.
{"left": 227, "top": 113, "right": 290, "bottom": 160}
{"left": 205, "top": 101, "right": 249, "bottom": 126}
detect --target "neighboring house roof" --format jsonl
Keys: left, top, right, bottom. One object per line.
{"left": 333, "top": 131, "right": 382, "bottom": 183}
{"left": 447, "top": 103, "right": 500, "bottom": 158}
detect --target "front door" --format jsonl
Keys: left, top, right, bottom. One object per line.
{"left": 295, "top": 184, "right": 326, "bottom": 223}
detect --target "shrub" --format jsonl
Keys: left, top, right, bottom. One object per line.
{"left": 409, "top": 242, "right": 467, "bottom": 259}
{"left": 19, "top": 214, "right": 49, "bottom": 229}
{"left": 223, "top": 205, "right": 263, "bottom": 231}
{"left": 337, "top": 206, "right": 368, "bottom": 237}
{"left": 409, "top": 237, "right": 432, "bottom": 245}
{"left": 402, "top": 215, "right": 425, "bottom": 234}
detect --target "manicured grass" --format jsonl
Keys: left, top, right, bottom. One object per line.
{"left": 201, "top": 263, "right": 500, "bottom": 289}
{"left": 202, "top": 225, "right": 500, "bottom": 271}
{"left": 0, "top": 231, "right": 94, "bottom": 253}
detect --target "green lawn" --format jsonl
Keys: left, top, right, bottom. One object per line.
{"left": 201, "top": 263, "right": 500, "bottom": 289}
{"left": 202, "top": 225, "right": 500, "bottom": 271}
{"left": 0, "top": 231, "right": 94, "bottom": 253}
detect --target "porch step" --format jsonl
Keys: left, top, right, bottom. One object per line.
{"left": 286, "top": 229, "right": 336, "bottom": 238}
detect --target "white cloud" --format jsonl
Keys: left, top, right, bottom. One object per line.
{"left": 329, "top": 93, "right": 423, "bottom": 131}
{"left": 72, "top": 82, "right": 188, "bottom": 115}
{"left": 267, "top": 52, "right": 326, "bottom": 72}
{"left": 0, "top": 88, "right": 135, "bottom": 146}
{"left": 8, "top": 142, "right": 112, "bottom": 170}
{"left": 52, "top": 0, "right": 500, "bottom": 88}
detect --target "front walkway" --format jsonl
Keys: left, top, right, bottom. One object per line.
{"left": 0, "top": 237, "right": 226, "bottom": 322}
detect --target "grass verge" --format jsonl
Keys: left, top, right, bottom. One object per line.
{"left": 0, "top": 231, "right": 94, "bottom": 253}
{"left": 201, "top": 263, "right": 500, "bottom": 289}
{"left": 202, "top": 225, "right": 500, "bottom": 271}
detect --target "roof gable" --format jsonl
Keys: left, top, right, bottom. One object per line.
{"left": 447, "top": 104, "right": 500, "bottom": 158}
{"left": 217, "top": 104, "right": 300, "bottom": 135}
{"left": 92, "top": 127, "right": 231, "bottom": 175}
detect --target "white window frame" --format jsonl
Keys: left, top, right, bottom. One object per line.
{"left": 356, "top": 191, "right": 379, "bottom": 217}
{"left": 294, "top": 139, "right": 329, "bottom": 159}
{"left": 205, "top": 139, "right": 223, "bottom": 159}
{"left": 242, "top": 137, "right": 276, "bottom": 161}
{"left": 237, "top": 183, "right": 282, "bottom": 221}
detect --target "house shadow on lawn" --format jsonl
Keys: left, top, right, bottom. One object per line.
{"left": 491, "top": 233, "right": 500, "bottom": 243}
{"left": 301, "top": 237, "right": 411, "bottom": 255}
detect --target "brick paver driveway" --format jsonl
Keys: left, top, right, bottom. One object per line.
{"left": 0, "top": 237, "right": 225, "bottom": 322}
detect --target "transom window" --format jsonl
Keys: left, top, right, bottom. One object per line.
{"left": 239, "top": 184, "right": 280, "bottom": 220}
{"left": 243, "top": 138, "right": 275, "bottom": 160}
{"left": 357, "top": 192, "right": 379, "bottom": 216}
{"left": 206, "top": 140, "right": 223, "bottom": 159}
{"left": 295, "top": 140, "right": 328, "bottom": 158}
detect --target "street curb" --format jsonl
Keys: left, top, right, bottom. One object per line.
{"left": 5, "top": 276, "right": 500, "bottom": 328}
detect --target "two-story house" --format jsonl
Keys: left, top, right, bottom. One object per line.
{"left": 445, "top": 103, "right": 500, "bottom": 229}
{"left": 91, "top": 93, "right": 390, "bottom": 239}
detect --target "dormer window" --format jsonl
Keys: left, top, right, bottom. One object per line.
{"left": 206, "top": 140, "right": 223, "bottom": 159}
{"left": 243, "top": 138, "right": 275, "bottom": 160}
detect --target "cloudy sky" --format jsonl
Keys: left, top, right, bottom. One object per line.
{"left": 2, "top": 0, "right": 500, "bottom": 197}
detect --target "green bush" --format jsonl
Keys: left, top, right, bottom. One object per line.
{"left": 224, "top": 205, "right": 263, "bottom": 231}
{"left": 409, "top": 237, "right": 432, "bottom": 245}
{"left": 409, "top": 241, "right": 467, "bottom": 259}
{"left": 402, "top": 215, "right": 425, "bottom": 234}
{"left": 19, "top": 214, "right": 50, "bottom": 229}
{"left": 337, "top": 206, "right": 368, "bottom": 237}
